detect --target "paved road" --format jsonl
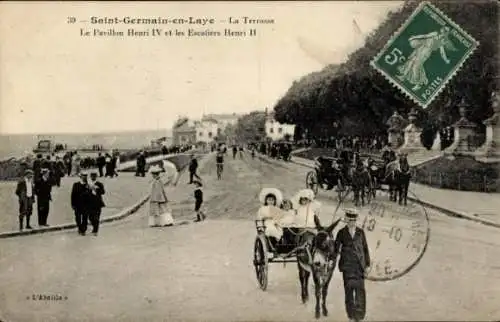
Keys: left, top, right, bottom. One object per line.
{"left": 1, "top": 153, "right": 499, "bottom": 321}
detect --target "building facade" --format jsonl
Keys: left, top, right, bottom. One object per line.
{"left": 172, "top": 118, "right": 196, "bottom": 145}
{"left": 265, "top": 111, "right": 295, "bottom": 141}
{"left": 195, "top": 119, "right": 219, "bottom": 144}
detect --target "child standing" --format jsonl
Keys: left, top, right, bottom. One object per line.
{"left": 193, "top": 181, "right": 206, "bottom": 222}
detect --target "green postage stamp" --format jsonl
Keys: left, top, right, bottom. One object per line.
{"left": 370, "top": 1, "right": 479, "bottom": 108}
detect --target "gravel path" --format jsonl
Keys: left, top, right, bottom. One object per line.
{"left": 1, "top": 152, "right": 499, "bottom": 321}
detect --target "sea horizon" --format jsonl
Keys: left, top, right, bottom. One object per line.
{"left": 0, "top": 128, "right": 172, "bottom": 160}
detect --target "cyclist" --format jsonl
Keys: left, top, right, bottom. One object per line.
{"left": 216, "top": 149, "right": 224, "bottom": 180}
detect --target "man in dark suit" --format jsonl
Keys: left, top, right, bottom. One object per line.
{"left": 32, "top": 154, "right": 43, "bottom": 181}
{"left": 87, "top": 171, "right": 105, "bottom": 236}
{"left": 53, "top": 156, "right": 65, "bottom": 187}
{"left": 135, "top": 151, "right": 146, "bottom": 177}
{"left": 15, "top": 169, "right": 35, "bottom": 231}
{"left": 71, "top": 172, "right": 92, "bottom": 235}
{"left": 34, "top": 168, "right": 53, "bottom": 227}
{"left": 334, "top": 209, "right": 371, "bottom": 322}
{"left": 188, "top": 154, "right": 200, "bottom": 184}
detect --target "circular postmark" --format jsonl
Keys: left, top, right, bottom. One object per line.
{"left": 333, "top": 189, "right": 431, "bottom": 282}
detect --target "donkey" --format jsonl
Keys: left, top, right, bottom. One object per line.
{"left": 295, "top": 217, "right": 342, "bottom": 319}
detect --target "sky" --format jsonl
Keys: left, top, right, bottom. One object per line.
{"left": 0, "top": 1, "right": 403, "bottom": 135}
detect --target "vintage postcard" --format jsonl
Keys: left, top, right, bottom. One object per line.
{"left": 0, "top": 1, "right": 498, "bottom": 321}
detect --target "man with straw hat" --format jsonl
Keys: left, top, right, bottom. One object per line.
{"left": 334, "top": 208, "right": 371, "bottom": 322}
{"left": 88, "top": 170, "right": 105, "bottom": 236}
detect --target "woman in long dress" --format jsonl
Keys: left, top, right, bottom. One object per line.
{"left": 255, "top": 188, "right": 284, "bottom": 242}
{"left": 397, "top": 26, "right": 456, "bottom": 91}
{"left": 148, "top": 165, "right": 174, "bottom": 227}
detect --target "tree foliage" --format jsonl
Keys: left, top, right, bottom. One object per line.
{"left": 274, "top": 0, "right": 498, "bottom": 139}
{"left": 234, "top": 111, "right": 267, "bottom": 142}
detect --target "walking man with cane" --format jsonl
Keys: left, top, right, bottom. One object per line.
{"left": 88, "top": 170, "right": 105, "bottom": 236}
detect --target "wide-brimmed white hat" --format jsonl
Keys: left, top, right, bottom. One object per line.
{"left": 259, "top": 188, "right": 283, "bottom": 206}
{"left": 295, "top": 189, "right": 315, "bottom": 201}
{"left": 148, "top": 165, "right": 163, "bottom": 173}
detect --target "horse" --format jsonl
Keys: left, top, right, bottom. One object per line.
{"left": 349, "top": 164, "right": 372, "bottom": 206}
{"left": 394, "top": 154, "right": 411, "bottom": 205}
{"left": 295, "top": 217, "right": 342, "bottom": 319}
{"left": 384, "top": 154, "right": 411, "bottom": 205}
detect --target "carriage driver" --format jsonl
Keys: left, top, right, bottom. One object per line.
{"left": 256, "top": 188, "right": 285, "bottom": 244}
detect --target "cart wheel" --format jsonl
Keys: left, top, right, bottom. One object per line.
{"left": 306, "top": 171, "right": 319, "bottom": 194}
{"left": 253, "top": 235, "right": 269, "bottom": 291}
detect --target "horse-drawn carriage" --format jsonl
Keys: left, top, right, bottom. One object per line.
{"left": 304, "top": 149, "right": 357, "bottom": 197}
{"left": 305, "top": 148, "right": 412, "bottom": 206}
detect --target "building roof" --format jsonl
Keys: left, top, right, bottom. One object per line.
{"left": 203, "top": 113, "right": 240, "bottom": 121}
{"left": 173, "top": 122, "right": 196, "bottom": 133}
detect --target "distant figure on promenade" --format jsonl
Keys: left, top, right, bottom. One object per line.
{"left": 35, "top": 168, "right": 52, "bottom": 227}
{"left": 15, "top": 169, "right": 35, "bottom": 231}
{"left": 104, "top": 153, "right": 114, "bottom": 178}
{"left": 148, "top": 165, "right": 173, "bottom": 227}
{"left": 232, "top": 145, "right": 237, "bottom": 159}
{"left": 42, "top": 155, "right": 51, "bottom": 170}
{"left": 188, "top": 154, "right": 201, "bottom": 184}
{"left": 88, "top": 170, "right": 105, "bottom": 236}
{"left": 72, "top": 152, "right": 81, "bottom": 177}
{"left": 193, "top": 181, "right": 206, "bottom": 222}
{"left": 96, "top": 153, "right": 106, "bottom": 177}
{"left": 113, "top": 153, "right": 120, "bottom": 176}
{"left": 136, "top": 151, "right": 146, "bottom": 177}
{"left": 53, "top": 156, "right": 65, "bottom": 187}
{"left": 32, "top": 154, "right": 43, "bottom": 181}
{"left": 215, "top": 150, "right": 224, "bottom": 180}
{"left": 334, "top": 209, "right": 371, "bottom": 322}
{"left": 71, "top": 172, "right": 92, "bottom": 236}
{"left": 63, "top": 152, "right": 72, "bottom": 177}
{"left": 239, "top": 146, "right": 244, "bottom": 159}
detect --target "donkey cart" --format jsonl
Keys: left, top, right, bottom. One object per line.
{"left": 253, "top": 219, "right": 300, "bottom": 291}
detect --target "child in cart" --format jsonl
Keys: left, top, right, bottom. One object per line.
{"left": 256, "top": 188, "right": 285, "bottom": 245}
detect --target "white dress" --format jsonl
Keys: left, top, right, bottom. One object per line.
{"left": 256, "top": 205, "right": 283, "bottom": 239}
{"left": 294, "top": 201, "right": 321, "bottom": 228}
{"left": 279, "top": 209, "right": 297, "bottom": 227}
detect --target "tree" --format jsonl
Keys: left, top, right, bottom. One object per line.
{"left": 273, "top": 0, "right": 498, "bottom": 138}
{"left": 234, "top": 111, "right": 267, "bottom": 143}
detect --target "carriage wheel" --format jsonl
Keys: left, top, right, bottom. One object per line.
{"left": 306, "top": 171, "right": 319, "bottom": 194}
{"left": 253, "top": 235, "right": 269, "bottom": 291}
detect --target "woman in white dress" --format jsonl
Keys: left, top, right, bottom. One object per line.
{"left": 148, "top": 165, "right": 174, "bottom": 227}
{"left": 293, "top": 189, "right": 321, "bottom": 229}
{"left": 255, "top": 188, "right": 284, "bottom": 241}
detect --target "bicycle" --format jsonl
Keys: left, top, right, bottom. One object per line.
{"left": 216, "top": 163, "right": 224, "bottom": 180}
